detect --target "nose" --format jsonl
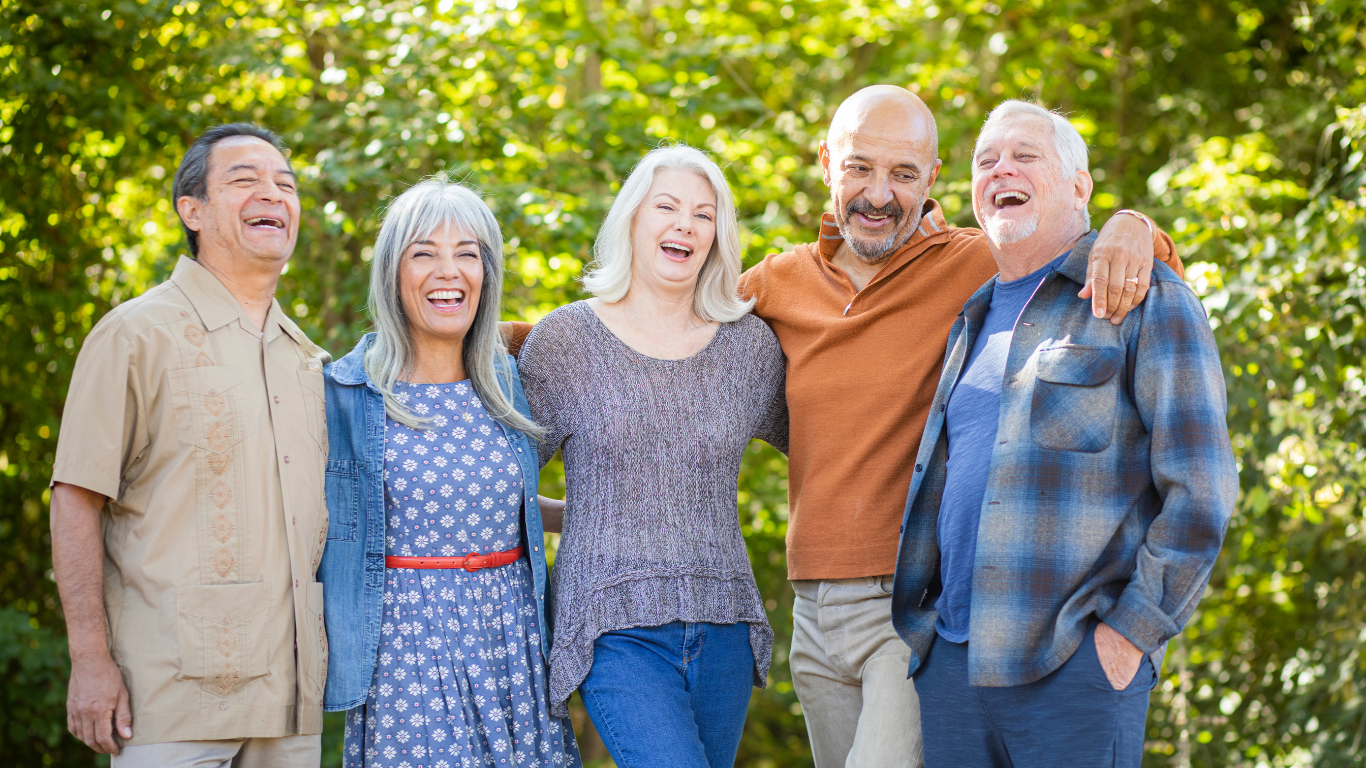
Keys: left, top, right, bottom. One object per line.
{"left": 864, "top": 171, "right": 894, "bottom": 208}
{"left": 989, "top": 156, "right": 1020, "bottom": 179}
{"left": 673, "top": 213, "right": 693, "bottom": 234}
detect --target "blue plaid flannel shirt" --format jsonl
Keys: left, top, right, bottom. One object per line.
{"left": 891, "top": 231, "right": 1237, "bottom": 686}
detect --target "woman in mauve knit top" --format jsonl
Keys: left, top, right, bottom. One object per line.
{"left": 516, "top": 145, "right": 788, "bottom": 768}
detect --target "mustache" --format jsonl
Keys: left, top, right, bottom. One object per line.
{"left": 846, "top": 198, "right": 904, "bottom": 221}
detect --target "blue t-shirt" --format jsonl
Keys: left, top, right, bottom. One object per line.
{"left": 934, "top": 251, "right": 1069, "bottom": 643}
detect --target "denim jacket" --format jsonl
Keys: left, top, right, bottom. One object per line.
{"left": 316, "top": 333, "right": 553, "bottom": 711}
{"left": 891, "top": 232, "right": 1237, "bottom": 687}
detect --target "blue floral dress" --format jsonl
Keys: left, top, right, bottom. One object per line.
{"left": 343, "top": 380, "right": 581, "bottom": 768}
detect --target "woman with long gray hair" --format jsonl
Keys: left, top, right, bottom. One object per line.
{"left": 517, "top": 145, "right": 787, "bottom": 767}
{"left": 317, "top": 175, "right": 580, "bottom": 768}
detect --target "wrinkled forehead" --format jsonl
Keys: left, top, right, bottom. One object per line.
{"left": 207, "top": 135, "right": 294, "bottom": 178}
{"left": 974, "top": 114, "right": 1057, "bottom": 163}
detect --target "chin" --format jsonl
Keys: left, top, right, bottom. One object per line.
{"left": 985, "top": 215, "right": 1039, "bottom": 246}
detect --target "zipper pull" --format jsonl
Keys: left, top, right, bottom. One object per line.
{"left": 843, "top": 302, "right": 853, "bottom": 316}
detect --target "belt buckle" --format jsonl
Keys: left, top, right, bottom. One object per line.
{"left": 462, "top": 552, "right": 480, "bottom": 572}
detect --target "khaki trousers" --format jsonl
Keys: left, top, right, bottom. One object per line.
{"left": 112, "top": 734, "right": 321, "bottom": 768}
{"left": 790, "top": 576, "right": 924, "bottom": 768}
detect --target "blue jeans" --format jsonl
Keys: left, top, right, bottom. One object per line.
{"left": 914, "top": 622, "right": 1157, "bottom": 768}
{"left": 579, "top": 622, "right": 754, "bottom": 768}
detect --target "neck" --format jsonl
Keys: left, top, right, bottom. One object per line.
{"left": 196, "top": 247, "right": 285, "bottom": 330}
{"left": 992, "top": 220, "right": 1088, "bottom": 282}
{"left": 829, "top": 241, "right": 892, "bottom": 292}
{"left": 408, "top": 331, "right": 468, "bottom": 384}
{"left": 616, "top": 277, "right": 706, "bottom": 330}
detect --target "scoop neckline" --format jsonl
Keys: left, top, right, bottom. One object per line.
{"left": 576, "top": 300, "right": 728, "bottom": 363}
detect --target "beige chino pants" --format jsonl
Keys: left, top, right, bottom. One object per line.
{"left": 112, "top": 734, "right": 320, "bottom": 768}
{"left": 790, "top": 576, "right": 924, "bottom": 768}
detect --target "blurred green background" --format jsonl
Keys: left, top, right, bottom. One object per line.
{"left": 3, "top": 0, "right": 1365, "bottom": 765}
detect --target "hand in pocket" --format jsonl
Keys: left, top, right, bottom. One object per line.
{"left": 1094, "top": 622, "right": 1144, "bottom": 690}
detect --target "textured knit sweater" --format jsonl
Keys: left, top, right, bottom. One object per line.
{"left": 517, "top": 301, "right": 788, "bottom": 717}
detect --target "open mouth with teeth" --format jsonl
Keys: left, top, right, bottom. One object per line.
{"left": 992, "top": 191, "right": 1031, "bottom": 209}
{"left": 660, "top": 240, "right": 694, "bottom": 262}
{"left": 246, "top": 216, "right": 286, "bottom": 230}
{"left": 427, "top": 289, "right": 465, "bottom": 311}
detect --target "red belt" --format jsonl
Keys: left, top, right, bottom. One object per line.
{"left": 385, "top": 546, "right": 524, "bottom": 572}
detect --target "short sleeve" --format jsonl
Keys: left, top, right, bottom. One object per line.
{"left": 516, "top": 322, "right": 569, "bottom": 469}
{"left": 51, "top": 317, "right": 143, "bottom": 500}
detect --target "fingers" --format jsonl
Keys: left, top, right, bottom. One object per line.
{"left": 115, "top": 686, "right": 133, "bottom": 746}
{"left": 1087, "top": 254, "right": 1110, "bottom": 318}
{"left": 93, "top": 694, "right": 120, "bottom": 754}
{"left": 1104, "top": 255, "right": 1129, "bottom": 321}
{"left": 1109, "top": 256, "right": 1152, "bottom": 322}
{"left": 1110, "top": 260, "right": 1154, "bottom": 325}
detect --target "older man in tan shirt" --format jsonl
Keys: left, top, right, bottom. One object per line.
{"left": 50, "top": 123, "right": 329, "bottom": 767}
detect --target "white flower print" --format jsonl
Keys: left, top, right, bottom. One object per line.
{"left": 480, "top": 527, "right": 493, "bottom": 540}
{"left": 393, "top": 477, "right": 409, "bottom": 491}
{"left": 440, "top": 515, "right": 455, "bottom": 528}
{"left": 479, "top": 466, "right": 494, "bottom": 479}
{"left": 494, "top": 510, "right": 507, "bottom": 523}
{"left": 442, "top": 442, "right": 456, "bottom": 454}
{"left": 432, "top": 414, "right": 448, "bottom": 427}
{"left": 489, "top": 451, "right": 504, "bottom": 463}
{"left": 495, "top": 480, "right": 508, "bottom": 493}
{"left": 434, "top": 455, "right": 448, "bottom": 467}
{"left": 413, "top": 402, "right": 430, "bottom": 415}
{"left": 402, "top": 458, "right": 418, "bottom": 472}
{"left": 392, "top": 433, "right": 409, "bottom": 445}
{"left": 414, "top": 444, "right": 429, "bottom": 456}
{"left": 384, "top": 448, "right": 398, "bottom": 462}
{"left": 471, "top": 439, "right": 486, "bottom": 452}
{"left": 481, "top": 497, "right": 494, "bottom": 510}
{"left": 440, "top": 484, "right": 454, "bottom": 497}
{"left": 461, "top": 454, "right": 475, "bottom": 466}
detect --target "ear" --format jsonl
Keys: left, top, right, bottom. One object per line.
{"left": 1073, "top": 170, "right": 1094, "bottom": 212}
{"left": 818, "top": 141, "right": 832, "bottom": 187}
{"left": 176, "top": 196, "right": 204, "bottom": 234}
{"left": 927, "top": 158, "right": 944, "bottom": 192}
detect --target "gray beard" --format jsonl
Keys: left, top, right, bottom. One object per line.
{"left": 835, "top": 196, "right": 926, "bottom": 264}
{"left": 986, "top": 210, "right": 1040, "bottom": 246}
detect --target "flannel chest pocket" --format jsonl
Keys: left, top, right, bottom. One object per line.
{"left": 1030, "top": 345, "right": 1124, "bottom": 453}
{"left": 174, "top": 582, "right": 272, "bottom": 698}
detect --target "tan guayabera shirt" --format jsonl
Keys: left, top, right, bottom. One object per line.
{"left": 51, "top": 256, "right": 330, "bottom": 745}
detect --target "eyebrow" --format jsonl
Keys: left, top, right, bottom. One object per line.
{"left": 223, "top": 163, "right": 297, "bottom": 179}
{"left": 844, "top": 153, "right": 922, "bottom": 173}
{"left": 652, "top": 192, "right": 715, "bottom": 209}
{"left": 412, "top": 239, "right": 479, "bottom": 247}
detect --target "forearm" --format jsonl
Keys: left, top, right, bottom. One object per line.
{"left": 50, "top": 483, "right": 113, "bottom": 663}
{"left": 537, "top": 495, "right": 564, "bottom": 534}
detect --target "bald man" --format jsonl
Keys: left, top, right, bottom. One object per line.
{"left": 736, "top": 86, "right": 1181, "bottom": 767}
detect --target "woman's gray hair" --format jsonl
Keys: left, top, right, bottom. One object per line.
{"left": 582, "top": 144, "right": 753, "bottom": 323}
{"left": 364, "top": 174, "right": 541, "bottom": 436}
{"left": 974, "top": 100, "right": 1091, "bottom": 227}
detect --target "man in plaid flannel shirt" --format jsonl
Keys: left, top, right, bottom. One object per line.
{"left": 890, "top": 100, "right": 1237, "bottom": 767}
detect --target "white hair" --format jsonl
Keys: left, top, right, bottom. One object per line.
{"left": 974, "top": 100, "right": 1091, "bottom": 228}
{"left": 582, "top": 144, "right": 753, "bottom": 323}
{"left": 364, "top": 174, "right": 541, "bottom": 436}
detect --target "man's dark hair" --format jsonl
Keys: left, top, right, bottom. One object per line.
{"left": 172, "top": 123, "right": 291, "bottom": 256}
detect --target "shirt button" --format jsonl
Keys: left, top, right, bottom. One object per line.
{"left": 274, "top": 396, "right": 280, "bottom": 403}
{"left": 915, "top": 464, "right": 924, "bottom": 472}
{"left": 220, "top": 703, "right": 228, "bottom": 710}
{"left": 295, "top": 579, "right": 299, "bottom": 587}
{"left": 534, "top": 546, "right": 539, "bottom": 552}
{"left": 517, "top": 448, "right": 522, "bottom": 453}
{"left": 180, "top": 311, "right": 188, "bottom": 317}
{"left": 292, "top": 516, "right": 296, "bottom": 525}
{"left": 284, "top": 456, "right": 290, "bottom": 463}
{"left": 224, "top": 618, "right": 231, "bottom": 624}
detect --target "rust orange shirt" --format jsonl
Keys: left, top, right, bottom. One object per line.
{"left": 739, "top": 202, "right": 1179, "bottom": 581}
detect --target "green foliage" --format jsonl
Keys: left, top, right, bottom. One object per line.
{"left": 1, "top": 0, "right": 1364, "bottom": 766}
